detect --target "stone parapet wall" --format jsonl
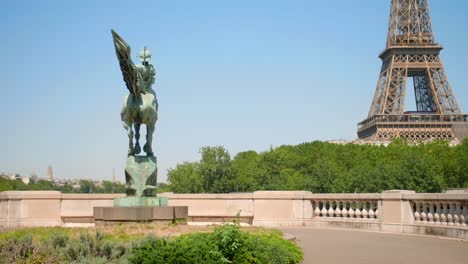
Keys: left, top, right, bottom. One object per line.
{"left": 162, "top": 192, "right": 254, "bottom": 224}
{"left": 0, "top": 191, "right": 63, "bottom": 228}
{"left": 0, "top": 190, "right": 466, "bottom": 239}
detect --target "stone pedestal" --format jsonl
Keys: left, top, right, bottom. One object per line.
{"left": 94, "top": 206, "right": 188, "bottom": 226}
{"left": 92, "top": 155, "right": 188, "bottom": 225}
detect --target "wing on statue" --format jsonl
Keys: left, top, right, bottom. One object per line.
{"left": 111, "top": 29, "right": 140, "bottom": 96}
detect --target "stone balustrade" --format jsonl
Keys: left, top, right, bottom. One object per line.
{"left": 0, "top": 190, "right": 467, "bottom": 239}
{"left": 407, "top": 194, "right": 468, "bottom": 227}
{"left": 310, "top": 195, "right": 380, "bottom": 220}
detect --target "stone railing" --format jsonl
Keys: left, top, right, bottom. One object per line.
{"left": 310, "top": 194, "right": 381, "bottom": 220}
{"left": 1, "top": 190, "right": 467, "bottom": 239}
{"left": 406, "top": 194, "right": 467, "bottom": 227}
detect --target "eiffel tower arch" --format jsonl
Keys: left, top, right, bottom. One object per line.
{"left": 358, "top": 0, "right": 468, "bottom": 142}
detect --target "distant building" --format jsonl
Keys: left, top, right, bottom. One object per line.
{"left": 47, "top": 165, "right": 54, "bottom": 181}
{"left": 20, "top": 177, "right": 30, "bottom": 185}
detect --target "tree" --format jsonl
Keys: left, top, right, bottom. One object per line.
{"left": 232, "top": 151, "right": 258, "bottom": 192}
{"left": 79, "top": 180, "right": 95, "bottom": 193}
{"left": 198, "top": 146, "right": 235, "bottom": 193}
{"left": 167, "top": 162, "right": 203, "bottom": 193}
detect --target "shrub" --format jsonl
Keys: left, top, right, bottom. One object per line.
{"left": 129, "top": 222, "right": 302, "bottom": 264}
{"left": 62, "top": 231, "right": 129, "bottom": 263}
{"left": 129, "top": 234, "right": 227, "bottom": 264}
{"left": 0, "top": 234, "right": 34, "bottom": 262}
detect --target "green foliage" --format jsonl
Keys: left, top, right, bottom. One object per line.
{"left": 129, "top": 222, "right": 302, "bottom": 264}
{"left": 167, "top": 162, "right": 203, "bottom": 193}
{"left": 168, "top": 140, "right": 468, "bottom": 193}
{"left": 232, "top": 151, "right": 259, "bottom": 192}
{"left": 129, "top": 234, "right": 227, "bottom": 264}
{"left": 198, "top": 146, "right": 236, "bottom": 193}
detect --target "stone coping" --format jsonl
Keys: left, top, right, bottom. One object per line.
{"left": 61, "top": 194, "right": 125, "bottom": 200}
{"left": 0, "top": 192, "right": 126, "bottom": 200}
{"left": 403, "top": 193, "right": 468, "bottom": 200}
{"left": 253, "top": 191, "right": 311, "bottom": 199}
{"left": 160, "top": 192, "right": 254, "bottom": 199}
{"left": 0, "top": 191, "right": 62, "bottom": 200}
{"left": 306, "top": 193, "right": 382, "bottom": 200}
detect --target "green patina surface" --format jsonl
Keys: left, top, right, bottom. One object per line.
{"left": 112, "top": 30, "right": 171, "bottom": 209}
{"left": 114, "top": 196, "right": 168, "bottom": 207}
{"left": 125, "top": 155, "right": 157, "bottom": 197}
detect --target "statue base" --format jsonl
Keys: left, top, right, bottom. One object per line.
{"left": 93, "top": 205, "right": 188, "bottom": 226}
{"left": 114, "top": 196, "right": 168, "bottom": 207}
{"left": 93, "top": 196, "right": 186, "bottom": 225}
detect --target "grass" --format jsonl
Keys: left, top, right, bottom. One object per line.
{"left": 0, "top": 222, "right": 282, "bottom": 243}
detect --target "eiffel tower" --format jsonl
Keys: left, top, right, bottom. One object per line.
{"left": 357, "top": 0, "right": 468, "bottom": 142}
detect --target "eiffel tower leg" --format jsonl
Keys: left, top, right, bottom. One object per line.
{"left": 428, "top": 67, "right": 462, "bottom": 114}
{"left": 413, "top": 72, "right": 437, "bottom": 112}
{"left": 382, "top": 66, "right": 408, "bottom": 114}
{"left": 368, "top": 67, "right": 389, "bottom": 117}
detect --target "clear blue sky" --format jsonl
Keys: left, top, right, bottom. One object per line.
{"left": 1, "top": 0, "right": 467, "bottom": 182}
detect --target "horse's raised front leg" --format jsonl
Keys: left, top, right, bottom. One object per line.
{"left": 123, "top": 121, "right": 134, "bottom": 156}
{"left": 144, "top": 124, "right": 155, "bottom": 156}
{"left": 134, "top": 123, "right": 141, "bottom": 154}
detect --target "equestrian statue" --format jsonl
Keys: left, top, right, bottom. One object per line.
{"left": 112, "top": 29, "right": 158, "bottom": 157}
{"left": 111, "top": 29, "right": 159, "bottom": 199}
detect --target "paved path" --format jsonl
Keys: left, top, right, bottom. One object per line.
{"left": 280, "top": 228, "right": 468, "bottom": 264}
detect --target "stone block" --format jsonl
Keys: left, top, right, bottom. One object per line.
{"left": 93, "top": 206, "right": 188, "bottom": 224}
{"left": 152, "top": 207, "right": 174, "bottom": 220}
{"left": 174, "top": 206, "right": 189, "bottom": 219}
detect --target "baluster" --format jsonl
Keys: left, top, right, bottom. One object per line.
{"left": 453, "top": 202, "right": 460, "bottom": 226}
{"left": 368, "top": 201, "right": 375, "bottom": 219}
{"left": 341, "top": 201, "right": 348, "bottom": 218}
{"left": 447, "top": 203, "right": 454, "bottom": 226}
{"left": 314, "top": 200, "right": 321, "bottom": 217}
{"left": 348, "top": 201, "right": 355, "bottom": 218}
{"left": 414, "top": 201, "right": 421, "bottom": 223}
{"left": 321, "top": 201, "right": 328, "bottom": 217}
{"left": 375, "top": 201, "right": 379, "bottom": 219}
{"left": 420, "top": 202, "right": 427, "bottom": 223}
{"left": 355, "top": 201, "right": 362, "bottom": 219}
{"left": 433, "top": 202, "right": 440, "bottom": 225}
{"left": 328, "top": 201, "right": 335, "bottom": 217}
{"left": 362, "top": 201, "right": 369, "bottom": 219}
{"left": 462, "top": 203, "right": 467, "bottom": 227}
{"left": 427, "top": 202, "right": 434, "bottom": 224}
{"left": 335, "top": 201, "right": 341, "bottom": 218}
{"left": 440, "top": 202, "right": 447, "bottom": 225}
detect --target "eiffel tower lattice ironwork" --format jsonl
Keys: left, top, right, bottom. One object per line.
{"left": 358, "top": 0, "right": 468, "bottom": 142}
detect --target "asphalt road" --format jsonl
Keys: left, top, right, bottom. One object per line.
{"left": 280, "top": 228, "right": 468, "bottom": 264}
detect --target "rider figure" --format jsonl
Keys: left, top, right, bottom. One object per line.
{"left": 136, "top": 46, "right": 156, "bottom": 94}
{"left": 136, "top": 47, "right": 158, "bottom": 110}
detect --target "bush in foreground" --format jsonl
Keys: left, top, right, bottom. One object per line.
{"left": 130, "top": 222, "right": 302, "bottom": 264}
